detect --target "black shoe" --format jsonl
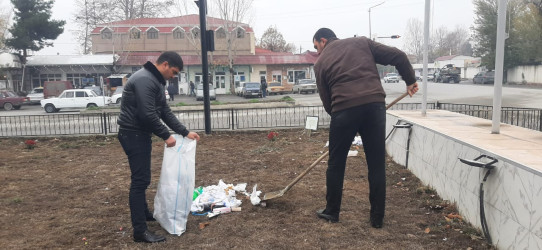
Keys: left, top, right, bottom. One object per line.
{"left": 370, "top": 216, "right": 383, "bottom": 228}
{"left": 146, "top": 215, "right": 156, "bottom": 221}
{"left": 316, "top": 209, "right": 339, "bottom": 223}
{"left": 133, "top": 230, "right": 166, "bottom": 243}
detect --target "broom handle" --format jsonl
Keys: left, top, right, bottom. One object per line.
{"left": 283, "top": 151, "right": 329, "bottom": 192}
{"left": 386, "top": 92, "right": 409, "bottom": 110}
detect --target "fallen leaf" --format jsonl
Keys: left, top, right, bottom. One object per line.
{"left": 199, "top": 222, "right": 211, "bottom": 230}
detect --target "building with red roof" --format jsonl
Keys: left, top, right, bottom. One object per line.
{"left": 91, "top": 14, "right": 318, "bottom": 94}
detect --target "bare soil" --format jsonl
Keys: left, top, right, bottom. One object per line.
{"left": 0, "top": 129, "right": 494, "bottom": 249}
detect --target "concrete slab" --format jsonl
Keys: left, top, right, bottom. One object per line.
{"left": 388, "top": 109, "right": 542, "bottom": 173}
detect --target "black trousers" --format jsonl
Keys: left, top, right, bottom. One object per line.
{"left": 118, "top": 129, "right": 154, "bottom": 235}
{"left": 325, "top": 102, "right": 387, "bottom": 219}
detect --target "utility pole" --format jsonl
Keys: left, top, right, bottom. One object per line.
{"left": 368, "top": 1, "right": 385, "bottom": 40}
{"left": 196, "top": 0, "right": 211, "bottom": 134}
{"left": 492, "top": 0, "right": 508, "bottom": 134}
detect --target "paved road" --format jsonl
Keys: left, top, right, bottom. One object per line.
{"left": 3, "top": 80, "right": 542, "bottom": 116}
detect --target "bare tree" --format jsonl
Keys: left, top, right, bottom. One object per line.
{"left": 258, "top": 26, "right": 295, "bottom": 53}
{"left": 172, "top": 0, "right": 198, "bottom": 16}
{"left": 212, "top": 0, "right": 254, "bottom": 94}
{"left": 402, "top": 18, "right": 424, "bottom": 63}
{"left": 73, "top": 0, "right": 175, "bottom": 54}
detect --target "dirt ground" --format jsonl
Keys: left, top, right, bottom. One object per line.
{"left": 0, "top": 129, "right": 494, "bottom": 249}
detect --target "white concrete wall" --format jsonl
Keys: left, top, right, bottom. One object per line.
{"left": 507, "top": 65, "right": 542, "bottom": 84}
{"left": 385, "top": 114, "right": 542, "bottom": 249}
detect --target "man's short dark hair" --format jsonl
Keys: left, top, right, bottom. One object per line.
{"left": 313, "top": 28, "right": 338, "bottom": 42}
{"left": 157, "top": 51, "right": 184, "bottom": 70}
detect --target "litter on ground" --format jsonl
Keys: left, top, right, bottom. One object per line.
{"left": 191, "top": 180, "right": 261, "bottom": 218}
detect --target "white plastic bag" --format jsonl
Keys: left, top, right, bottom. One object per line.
{"left": 153, "top": 135, "right": 196, "bottom": 236}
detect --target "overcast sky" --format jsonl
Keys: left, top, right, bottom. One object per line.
{"left": 32, "top": 0, "right": 475, "bottom": 55}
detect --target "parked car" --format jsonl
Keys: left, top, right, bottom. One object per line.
{"left": 473, "top": 71, "right": 495, "bottom": 84}
{"left": 267, "top": 82, "right": 287, "bottom": 95}
{"left": 235, "top": 82, "right": 245, "bottom": 96}
{"left": 111, "top": 86, "right": 123, "bottom": 104}
{"left": 293, "top": 79, "right": 317, "bottom": 94}
{"left": 26, "top": 87, "right": 44, "bottom": 104}
{"left": 1, "top": 90, "right": 28, "bottom": 111}
{"left": 242, "top": 82, "right": 262, "bottom": 98}
{"left": 384, "top": 73, "right": 399, "bottom": 83}
{"left": 40, "top": 89, "right": 111, "bottom": 113}
{"left": 196, "top": 84, "right": 216, "bottom": 101}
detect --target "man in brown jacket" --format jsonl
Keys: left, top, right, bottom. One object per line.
{"left": 312, "top": 28, "right": 418, "bottom": 228}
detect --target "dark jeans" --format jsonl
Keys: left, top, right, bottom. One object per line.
{"left": 118, "top": 129, "right": 154, "bottom": 235}
{"left": 325, "top": 102, "right": 387, "bottom": 220}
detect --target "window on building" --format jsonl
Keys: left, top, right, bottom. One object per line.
{"left": 130, "top": 28, "right": 141, "bottom": 39}
{"left": 36, "top": 73, "right": 62, "bottom": 87}
{"left": 288, "top": 70, "right": 307, "bottom": 83}
{"left": 101, "top": 29, "right": 112, "bottom": 40}
{"left": 173, "top": 28, "right": 185, "bottom": 39}
{"left": 272, "top": 72, "right": 282, "bottom": 82}
{"left": 147, "top": 27, "right": 159, "bottom": 39}
{"left": 216, "top": 27, "right": 226, "bottom": 39}
{"left": 234, "top": 27, "right": 245, "bottom": 38}
{"left": 191, "top": 27, "right": 200, "bottom": 39}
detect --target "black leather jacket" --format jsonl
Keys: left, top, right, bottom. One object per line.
{"left": 117, "top": 62, "right": 189, "bottom": 139}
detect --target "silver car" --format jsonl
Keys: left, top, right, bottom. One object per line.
{"left": 293, "top": 79, "right": 317, "bottom": 94}
{"left": 26, "top": 87, "right": 44, "bottom": 104}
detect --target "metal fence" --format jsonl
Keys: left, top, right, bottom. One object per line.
{"left": 0, "top": 106, "right": 331, "bottom": 137}
{"left": 1, "top": 103, "right": 541, "bottom": 137}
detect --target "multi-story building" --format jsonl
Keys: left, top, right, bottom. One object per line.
{"left": 91, "top": 14, "right": 317, "bottom": 94}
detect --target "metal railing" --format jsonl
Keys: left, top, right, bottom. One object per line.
{"left": 1, "top": 103, "right": 541, "bottom": 137}
{"left": 0, "top": 106, "right": 330, "bottom": 137}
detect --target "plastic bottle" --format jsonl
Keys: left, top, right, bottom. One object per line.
{"left": 193, "top": 186, "right": 203, "bottom": 200}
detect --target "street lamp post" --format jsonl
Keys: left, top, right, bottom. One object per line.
{"left": 368, "top": 1, "right": 385, "bottom": 40}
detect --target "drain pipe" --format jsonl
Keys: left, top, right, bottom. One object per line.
{"left": 458, "top": 155, "right": 498, "bottom": 245}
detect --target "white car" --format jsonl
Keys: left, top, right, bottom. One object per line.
{"left": 293, "top": 79, "right": 317, "bottom": 94}
{"left": 384, "top": 73, "right": 399, "bottom": 83}
{"left": 26, "top": 87, "right": 44, "bottom": 104}
{"left": 196, "top": 84, "right": 216, "bottom": 101}
{"left": 235, "top": 82, "right": 245, "bottom": 96}
{"left": 40, "top": 89, "right": 111, "bottom": 113}
{"left": 111, "top": 87, "right": 123, "bottom": 104}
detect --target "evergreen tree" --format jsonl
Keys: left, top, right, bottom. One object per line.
{"left": 5, "top": 0, "right": 65, "bottom": 59}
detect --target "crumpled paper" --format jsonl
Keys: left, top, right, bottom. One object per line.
{"left": 191, "top": 180, "right": 262, "bottom": 213}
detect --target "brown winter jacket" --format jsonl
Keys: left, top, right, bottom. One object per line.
{"left": 314, "top": 37, "right": 416, "bottom": 114}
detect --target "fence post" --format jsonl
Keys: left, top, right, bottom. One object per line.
{"left": 231, "top": 109, "right": 235, "bottom": 130}
{"left": 102, "top": 112, "right": 108, "bottom": 135}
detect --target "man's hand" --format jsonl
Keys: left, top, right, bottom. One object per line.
{"left": 165, "top": 135, "right": 176, "bottom": 147}
{"left": 407, "top": 82, "right": 419, "bottom": 97}
{"left": 186, "top": 132, "right": 200, "bottom": 142}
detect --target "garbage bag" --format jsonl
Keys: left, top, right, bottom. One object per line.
{"left": 154, "top": 135, "right": 197, "bottom": 236}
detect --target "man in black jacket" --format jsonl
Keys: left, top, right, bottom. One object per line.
{"left": 117, "top": 51, "right": 200, "bottom": 243}
{"left": 312, "top": 28, "right": 418, "bottom": 228}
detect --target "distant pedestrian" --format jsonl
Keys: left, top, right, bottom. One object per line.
{"left": 261, "top": 79, "right": 267, "bottom": 98}
{"left": 189, "top": 81, "right": 196, "bottom": 96}
{"left": 167, "top": 84, "right": 175, "bottom": 101}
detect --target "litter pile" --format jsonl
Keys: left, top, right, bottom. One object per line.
{"left": 191, "top": 180, "right": 261, "bottom": 218}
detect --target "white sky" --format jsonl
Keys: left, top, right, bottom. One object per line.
{"left": 29, "top": 0, "right": 475, "bottom": 55}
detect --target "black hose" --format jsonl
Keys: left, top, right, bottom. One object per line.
{"left": 479, "top": 169, "right": 493, "bottom": 245}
